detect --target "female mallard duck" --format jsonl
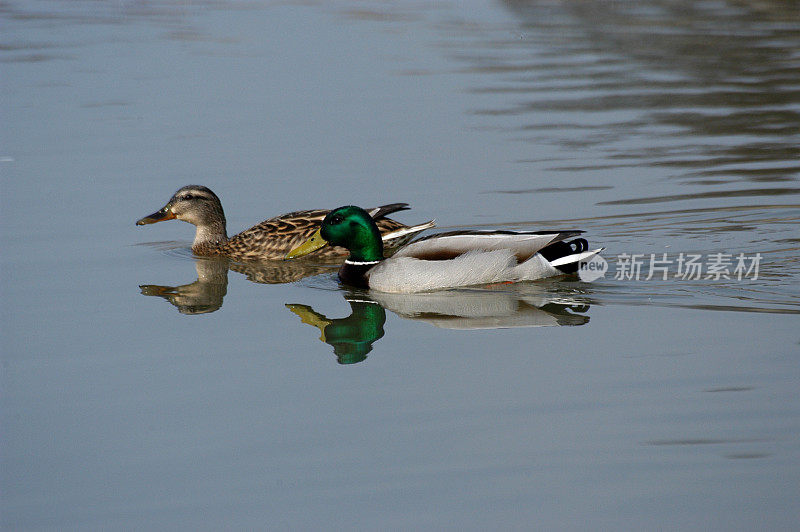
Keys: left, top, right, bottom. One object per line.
{"left": 286, "top": 205, "right": 602, "bottom": 293}
{"left": 136, "top": 185, "right": 434, "bottom": 260}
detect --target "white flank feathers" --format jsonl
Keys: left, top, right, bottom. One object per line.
{"left": 367, "top": 248, "right": 569, "bottom": 293}
{"left": 368, "top": 249, "right": 515, "bottom": 293}
{"left": 510, "top": 253, "right": 561, "bottom": 280}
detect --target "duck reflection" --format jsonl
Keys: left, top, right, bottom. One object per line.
{"left": 139, "top": 256, "right": 335, "bottom": 314}
{"left": 287, "top": 286, "right": 590, "bottom": 362}
{"left": 368, "top": 286, "right": 590, "bottom": 329}
{"left": 140, "top": 257, "right": 229, "bottom": 315}
{"left": 286, "top": 299, "right": 386, "bottom": 365}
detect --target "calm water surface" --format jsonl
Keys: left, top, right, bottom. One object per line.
{"left": 2, "top": 0, "right": 799, "bottom": 529}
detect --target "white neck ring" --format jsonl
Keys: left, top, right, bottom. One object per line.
{"left": 345, "top": 259, "right": 381, "bottom": 266}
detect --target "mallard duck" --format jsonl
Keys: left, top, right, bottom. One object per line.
{"left": 286, "top": 205, "right": 602, "bottom": 293}
{"left": 136, "top": 185, "right": 434, "bottom": 260}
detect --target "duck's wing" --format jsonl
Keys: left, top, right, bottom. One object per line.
{"left": 381, "top": 219, "right": 437, "bottom": 253}
{"left": 226, "top": 205, "right": 419, "bottom": 260}
{"left": 225, "top": 209, "right": 334, "bottom": 260}
{"left": 393, "top": 230, "right": 583, "bottom": 262}
{"left": 370, "top": 204, "right": 423, "bottom": 249}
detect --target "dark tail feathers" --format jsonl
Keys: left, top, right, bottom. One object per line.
{"left": 371, "top": 203, "right": 410, "bottom": 220}
{"left": 539, "top": 238, "right": 589, "bottom": 274}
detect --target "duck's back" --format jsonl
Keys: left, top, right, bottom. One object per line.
{"left": 221, "top": 209, "right": 409, "bottom": 261}
{"left": 394, "top": 230, "right": 581, "bottom": 262}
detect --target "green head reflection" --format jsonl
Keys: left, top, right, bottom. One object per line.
{"left": 286, "top": 299, "right": 386, "bottom": 365}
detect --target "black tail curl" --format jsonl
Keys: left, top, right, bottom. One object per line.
{"left": 539, "top": 238, "right": 589, "bottom": 274}
{"left": 371, "top": 203, "right": 411, "bottom": 220}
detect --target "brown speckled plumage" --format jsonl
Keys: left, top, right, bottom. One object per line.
{"left": 195, "top": 208, "right": 411, "bottom": 260}
{"left": 136, "top": 185, "right": 429, "bottom": 261}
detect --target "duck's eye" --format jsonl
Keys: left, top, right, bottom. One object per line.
{"left": 182, "top": 194, "right": 194, "bottom": 200}
{"left": 330, "top": 214, "right": 344, "bottom": 224}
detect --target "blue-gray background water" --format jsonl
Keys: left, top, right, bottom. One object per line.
{"left": 2, "top": 0, "right": 799, "bottom": 529}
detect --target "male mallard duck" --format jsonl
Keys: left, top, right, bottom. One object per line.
{"left": 136, "top": 185, "right": 434, "bottom": 260}
{"left": 286, "top": 205, "right": 602, "bottom": 293}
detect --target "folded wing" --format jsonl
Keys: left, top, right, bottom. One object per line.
{"left": 393, "top": 230, "right": 583, "bottom": 262}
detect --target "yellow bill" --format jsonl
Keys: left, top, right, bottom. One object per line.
{"left": 285, "top": 304, "right": 331, "bottom": 342}
{"left": 286, "top": 228, "right": 329, "bottom": 259}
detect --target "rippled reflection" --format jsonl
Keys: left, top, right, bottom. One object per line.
{"left": 286, "top": 287, "right": 590, "bottom": 363}
{"left": 457, "top": 0, "right": 800, "bottom": 185}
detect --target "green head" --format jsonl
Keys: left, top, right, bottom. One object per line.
{"left": 321, "top": 206, "right": 384, "bottom": 261}
{"left": 287, "top": 205, "right": 384, "bottom": 262}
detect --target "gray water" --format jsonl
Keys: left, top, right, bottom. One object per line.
{"left": 2, "top": 0, "right": 799, "bottom": 529}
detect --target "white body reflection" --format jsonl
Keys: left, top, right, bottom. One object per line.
{"left": 366, "top": 285, "right": 589, "bottom": 329}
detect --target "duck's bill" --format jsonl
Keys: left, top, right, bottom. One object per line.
{"left": 136, "top": 206, "right": 176, "bottom": 225}
{"left": 285, "top": 304, "right": 332, "bottom": 341}
{"left": 286, "top": 228, "right": 329, "bottom": 259}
